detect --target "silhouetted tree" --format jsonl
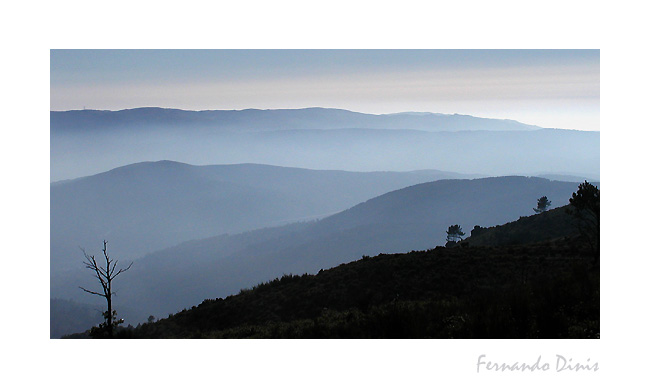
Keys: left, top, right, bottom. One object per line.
{"left": 446, "top": 225, "right": 465, "bottom": 243}
{"left": 534, "top": 196, "right": 551, "bottom": 213}
{"left": 567, "top": 181, "right": 600, "bottom": 261}
{"left": 79, "top": 241, "right": 133, "bottom": 338}
{"left": 471, "top": 225, "right": 486, "bottom": 237}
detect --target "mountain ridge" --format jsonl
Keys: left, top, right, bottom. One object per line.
{"left": 71, "top": 201, "right": 597, "bottom": 339}
{"left": 50, "top": 161, "right": 482, "bottom": 310}
{"left": 51, "top": 125, "right": 599, "bottom": 182}
{"left": 110, "top": 175, "right": 589, "bottom": 322}
{"left": 51, "top": 106, "right": 542, "bottom": 133}
{"left": 52, "top": 159, "right": 477, "bottom": 184}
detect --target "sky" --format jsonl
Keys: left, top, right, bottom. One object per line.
{"left": 50, "top": 49, "right": 600, "bottom": 131}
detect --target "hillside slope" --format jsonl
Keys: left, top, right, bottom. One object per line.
{"left": 52, "top": 161, "right": 464, "bottom": 258}
{"left": 112, "top": 176, "right": 587, "bottom": 322}
{"left": 51, "top": 162, "right": 467, "bottom": 307}
{"left": 465, "top": 205, "right": 579, "bottom": 246}
{"left": 124, "top": 219, "right": 598, "bottom": 338}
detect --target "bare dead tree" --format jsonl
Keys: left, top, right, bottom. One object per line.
{"left": 79, "top": 240, "right": 133, "bottom": 338}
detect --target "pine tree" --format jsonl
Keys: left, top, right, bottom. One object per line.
{"left": 567, "top": 181, "right": 600, "bottom": 262}
{"left": 534, "top": 196, "right": 552, "bottom": 213}
{"left": 446, "top": 224, "right": 465, "bottom": 243}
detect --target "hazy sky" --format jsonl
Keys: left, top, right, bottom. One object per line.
{"left": 51, "top": 49, "right": 599, "bottom": 130}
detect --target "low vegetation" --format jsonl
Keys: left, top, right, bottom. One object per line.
{"left": 116, "top": 233, "right": 597, "bottom": 338}
{"left": 65, "top": 182, "right": 600, "bottom": 339}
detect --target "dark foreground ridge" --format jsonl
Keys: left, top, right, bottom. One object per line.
{"left": 69, "top": 201, "right": 600, "bottom": 338}
{"left": 64, "top": 204, "right": 598, "bottom": 339}
{"left": 128, "top": 238, "right": 597, "bottom": 338}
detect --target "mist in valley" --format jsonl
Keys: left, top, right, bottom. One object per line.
{"left": 50, "top": 108, "right": 599, "bottom": 182}
{"left": 49, "top": 50, "right": 600, "bottom": 339}
{"left": 50, "top": 107, "right": 599, "bottom": 337}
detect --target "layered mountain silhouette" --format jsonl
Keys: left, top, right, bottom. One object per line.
{"left": 65, "top": 200, "right": 599, "bottom": 339}
{"left": 50, "top": 108, "right": 598, "bottom": 181}
{"left": 51, "top": 161, "right": 476, "bottom": 258}
{"left": 110, "top": 176, "right": 588, "bottom": 322}
{"left": 50, "top": 107, "right": 600, "bottom": 338}
{"left": 50, "top": 161, "right": 478, "bottom": 306}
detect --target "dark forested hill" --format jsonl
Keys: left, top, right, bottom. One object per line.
{"left": 111, "top": 176, "right": 588, "bottom": 323}
{"left": 62, "top": 179, "right": 599, "bottom": 338}
{"left": 465, "top": 205, "right": 580, "bottom": 247}
{"left": 124, "top": 233, "right": 598, "bottom": 338}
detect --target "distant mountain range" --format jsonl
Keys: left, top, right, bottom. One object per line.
{"left": 51, "top": 107, "right": 542, "bottom": 134}
{"left": 50, "top": 107, "right": 600, "bottom": 337}
{"left": 51, "top": 109, "right": 599, "bottom": 181}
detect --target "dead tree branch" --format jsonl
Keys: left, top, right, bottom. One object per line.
{"left": 79, "top": 240, "right": 133, "bottom": 337}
